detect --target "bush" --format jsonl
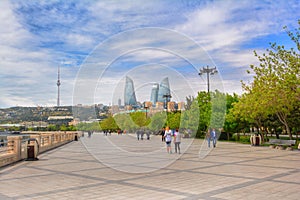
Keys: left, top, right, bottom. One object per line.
{"left": 232, "top": 134, "right": 250, "bottom": 144}
{"left": 219, "top": 132, "right": 232, "bottom": 140}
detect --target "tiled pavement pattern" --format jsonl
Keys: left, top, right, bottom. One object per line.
{"left": 0, "top": 133, "right": 299, "bottom": 200}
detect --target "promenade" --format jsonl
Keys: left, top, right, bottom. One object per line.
{"left": 0, "top": 133, "right": 299, "bottom": 200}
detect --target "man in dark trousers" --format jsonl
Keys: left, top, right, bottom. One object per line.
{"left": 161, "top": 127, "right": 165, "bottom": 142}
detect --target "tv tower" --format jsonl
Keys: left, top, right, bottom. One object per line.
{"left": 57, "top": 65, "right": 61, "bottom": 107}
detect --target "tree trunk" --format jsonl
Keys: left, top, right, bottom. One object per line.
{"left": 276, "top": 112, "right": 292, "bottom": 140}
{"left": 285, "top": 124, "right": 292, "bottom": 140}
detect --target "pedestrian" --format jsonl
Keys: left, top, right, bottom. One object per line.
{"left": 145, "top": 129, "right": 151, "bottom": 140}
{"left": 136, "top": 129, "right": 141, "bottom": 140}
{"left": 208, "top": 128, "right": 217, "bottom": 148}
{"left": 140, "top": 129, "right": 144, "bottom": 140}
{"left": 161, "top": 127, "right": 165, "bottom": 142}
{"left": 164, "top": 126, "right": 173, "bottom": 153}
{"left": 173, "top": 129, "right": 181, "bottom": 154}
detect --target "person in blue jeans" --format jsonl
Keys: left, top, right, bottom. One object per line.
{"left": 208, "top": 128, "right": 217, "bottom": 148}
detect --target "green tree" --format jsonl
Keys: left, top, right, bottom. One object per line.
{"left": 210, "top": 90, "right": 226, "bottom": 129}
{"left": 114, "top": 113, "right": 138, "bottom": 132}
{"left": 148, "top": 112, "right": 167, "bottom": 131}
{"left": 180, "top": 99, "right": 200, "bottom": 137}
{"left": 223, "top": 93, "right": 241, "bottom": 133}
{"left": 243, "top": 21, "right": 300, "bottom": 139}
{"left": 166, "top": 111, "right": 181, "bottom": 130}
{"left": 130, "top": 111, "right": 150, "bottom": 128}
{"left": 196, "top": 91, "right": 211, "bottom": 133}
{"left": 100, "top": 115, "right": 119, "bottom": 131}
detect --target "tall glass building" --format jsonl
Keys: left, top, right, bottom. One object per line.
{"left": 124, "top": 76, "right": 137, "bottom": 106}
{"left": 150, "top": 83, "right": 159, "bottom": 106}
{"left": 157, "top": 77, "right": 171, "bottom": 103}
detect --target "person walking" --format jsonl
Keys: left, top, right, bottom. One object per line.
{"left": 164, "top": 126, "right": 173, "bottom": 153}
{"left": 145, "top": 129, "right": 151, "bottom": 140}
{"left": 173, "top": 129, "right": 181, "bottom": 154}
{"left": 208, "top": 128, "right": 217, "bottom": 148}
{"left": 136, "top": 129, "right": 141, "bottom": 140}
{"left": 140, "top": 128, "right": 144, "bottom": 140}
{"left": 161, "top": 127, "right": 165, "bottom": 142}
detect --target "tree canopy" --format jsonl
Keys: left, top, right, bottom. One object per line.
{"left": 231, "top": 20, "right": 300, "bottom": 139}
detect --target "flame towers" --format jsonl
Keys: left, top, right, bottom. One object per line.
{"left": 157, "top": 77, "right": 171, "bottom": 103}
{"left": 150, "top": 83, "right": 159, "bottom": 105}
{"left": 124, "top": 76, "right": 137, "bottom": 106}
{"left": 150, "top": 77, "right": 171, "bottom": 107}
{"left": 123, "top": 76, "right": 171, "bottom": 108}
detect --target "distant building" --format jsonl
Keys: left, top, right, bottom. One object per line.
{"left": 47, "top": 116, "right": 74, "bottom": 125}
{"left": 69, "top": 118, "right": 80, "bottom": 126}
{"left": 125, "top": 105, "right": 133, "bottom": 111}
{"left": 118, "top": 98, "right": 122, "bottom": 107}
{"left": 167, "top": 101, "right": 176, "bottom": 112}
{"left": 144, "top": 101, "right": 152, "bottom": 108}
{"left": 157, "top": 77, "right": 171, "bottom": 106}
{"left": 156, "top": 102, "right": 164, "bottom": 109}
{"left": 177, "top": 102, "right": 185, "bottom": 111}
{"left": 110, "top": 105, "right": 119, "bottom": 114}
{"left": 150, "top": 83, "right": 159, "bottom": 106}
{"left": 124, "top": 76, "right": 137, "bottom": 106}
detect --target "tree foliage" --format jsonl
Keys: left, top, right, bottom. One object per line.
{"left": 238, "top": 21, "right": 300, "bottom": 139}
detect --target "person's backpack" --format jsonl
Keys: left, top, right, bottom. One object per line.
{"left": 165, "top": 133, "right": 172, "bottom": 142}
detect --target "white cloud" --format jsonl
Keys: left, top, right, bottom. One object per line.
{"left": 1, "top": 0, "right": 299, "bottom": 107}
{"left": 66, "top": 33, "right": 94, "bottom": 50}
{"left": 0, "top": 1, "right": 77, "bottom": 107}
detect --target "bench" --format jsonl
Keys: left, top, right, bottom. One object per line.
{"left": 267, "top": 139, "right": 296, "bottom": 150}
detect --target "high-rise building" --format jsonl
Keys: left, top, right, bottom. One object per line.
{"left": 157, "top": 77, "right": 171, "bottom": 103}
{"left": 118, "top": 98, "right": 121, "bottom": 107}
{"left": 124, "top": 76, "right": 137, "bottom": 106}
{"left": 150, "top": 83, "right": 159, "bottom": 106}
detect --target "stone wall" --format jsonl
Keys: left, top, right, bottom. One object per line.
{"left": 0, "top": 131, "right": 80, "bottom": 168}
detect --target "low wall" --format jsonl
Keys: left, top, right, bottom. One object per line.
{"left": 0, "top": 131, "right": 81, "bottom": 168}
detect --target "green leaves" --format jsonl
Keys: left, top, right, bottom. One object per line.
{"left": 239, "top": 21, "right": 300, "bottom": 139}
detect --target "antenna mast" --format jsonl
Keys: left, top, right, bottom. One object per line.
{"left": 57, "top": 65, "right": 61, "bottom": 107}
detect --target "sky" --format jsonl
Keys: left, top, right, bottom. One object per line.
{"left": 0, "top": 0, "right": 299, "bottom": 108}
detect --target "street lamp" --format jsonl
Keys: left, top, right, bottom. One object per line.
{"left": 198, "top": 66, "right": 218, "bottom": 93}
{"left": 143, "top": 103, "right": 149, "bottom": 118}
{"left": 163, "top": 94, "right": 172, "bottom": 110}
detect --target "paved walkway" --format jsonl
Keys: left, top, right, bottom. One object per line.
{"left": 0, "top": 133, "right": 299, "bottom": 200}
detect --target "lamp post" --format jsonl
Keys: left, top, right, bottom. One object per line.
{"left": 198, "top": 66, "right": 218, "bottom": 93}
{"left": 144, "top": 104, "right": 149, "bottom": 118}
{"left": 163, "top": 94, "right": 172, "bottom": 110}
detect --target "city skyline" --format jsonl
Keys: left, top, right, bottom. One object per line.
{"left": 124, "top": 76, "right": 172, "bottom": 107}
{"left": 0, "top": 1, "right": 299, "bottom": 108}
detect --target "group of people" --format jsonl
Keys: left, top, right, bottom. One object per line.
{"left": 136, "top": 129, "right": 151, "bottom": 140}
{"left": 159, "top": 127, "right": 182, "bottom": 154}
{"left": 135, "top": 127, "right": 217, "bottom": 153}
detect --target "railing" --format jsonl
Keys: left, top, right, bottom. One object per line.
{"left": 0, "top": 140, "right": 9, "bottom": 155}
{"left": 0, "top": 131, "right": 81, "bottom": 168}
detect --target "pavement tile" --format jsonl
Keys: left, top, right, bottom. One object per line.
{"left": 0, "top": 133, "right": 299, "bottom": 200}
